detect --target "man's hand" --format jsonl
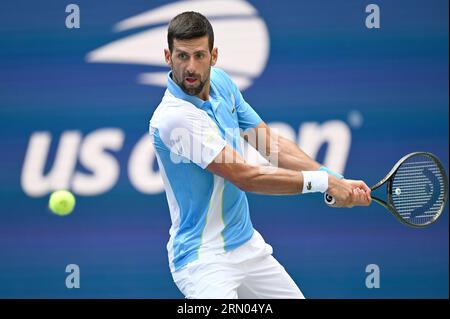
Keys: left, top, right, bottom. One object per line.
{"left": 327, "top": 177, "right": 372, "bottom": 208}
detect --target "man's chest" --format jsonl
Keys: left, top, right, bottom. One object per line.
{"left": 204, "top": 96, "right": 241, "bottom": 146}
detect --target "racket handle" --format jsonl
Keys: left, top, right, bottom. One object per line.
{"left": 324, "top": 193, "right": 336, "bottom": 206}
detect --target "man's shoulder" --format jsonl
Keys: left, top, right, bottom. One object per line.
{"left": 162, "top": 89, "right": 193, "bottom": 106}
{"left": 211, "top": 67, "right": 238, "bottom": 99}
{"left": 149, "top": 90, "right": 202, "bottom": 129}
{"left": 211, "top": 67, "right": 232, "bottom": 86}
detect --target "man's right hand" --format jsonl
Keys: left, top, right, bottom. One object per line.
{"left": 326, "top": 176, "right": 372, "bottom": 208}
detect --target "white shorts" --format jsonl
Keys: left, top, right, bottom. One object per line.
{"left": 171, "top": 230, "right": 305, "bottom": 299}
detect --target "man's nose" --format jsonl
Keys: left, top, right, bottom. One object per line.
{"left": 186, "top": 57, "right": 196, "bottom": 74}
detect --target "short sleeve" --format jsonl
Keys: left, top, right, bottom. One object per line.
{"left": 157, "top": 107, "right": 227, "bottom": 169}
{"left": 234, "top": 90, "right": 262, "bottom": 131}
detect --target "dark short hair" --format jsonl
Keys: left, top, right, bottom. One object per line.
{"left": 167, "top": 11, "right": 214, "bottom": 53}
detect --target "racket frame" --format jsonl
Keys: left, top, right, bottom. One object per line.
{"left": 379, "top": 152, "right": 448, "bottom": 227}
{"left": 326, "top": 152, "right": 448, "bottom": 228}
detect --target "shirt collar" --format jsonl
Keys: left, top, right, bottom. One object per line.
{"left": 167, "top": 71, "right": 218, "bottom": 111}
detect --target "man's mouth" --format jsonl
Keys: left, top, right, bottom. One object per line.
{"left": 185, "top": 77, "right": 197, "bottom": 84}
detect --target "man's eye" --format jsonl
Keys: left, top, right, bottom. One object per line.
{"left": 196, "top": 53, "right": 205, "bottom": 59}
{"left": 178, "top": 53, "right": 187, "bottom": 59}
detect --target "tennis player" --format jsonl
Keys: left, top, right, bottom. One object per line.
{"left": 149, "top": 11, "right": 371, "bottom": 299}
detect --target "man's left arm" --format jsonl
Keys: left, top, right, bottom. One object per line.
{"left": 244, "top": 121, "right": 371, "bottom": 199}
{"left": 243, "top": 121, "right": 321, "bottom": 171}
{"left": 227, "top": 70, "right": 371, "bottom": 200}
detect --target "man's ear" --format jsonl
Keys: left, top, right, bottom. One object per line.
{"left": 211, "top": 47, "right": 218, "bottom": 66}
{"left": 164, "top": 49, "right": 172, "bottom": 67}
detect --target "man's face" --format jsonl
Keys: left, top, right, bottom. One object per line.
{"left": 165, "top": 36, "right": 218, "bottom": 97}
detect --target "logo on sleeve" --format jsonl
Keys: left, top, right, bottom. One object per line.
{"left": 307, "top": 182, "right": 312, "bottom": 191}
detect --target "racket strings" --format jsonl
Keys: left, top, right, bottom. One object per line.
{"left": 391, "top": 155, "right": 446, "bottom": 226}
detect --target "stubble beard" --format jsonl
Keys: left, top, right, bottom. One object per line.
{"left": 173, "top": 66, "right": 211, "bottom": 97}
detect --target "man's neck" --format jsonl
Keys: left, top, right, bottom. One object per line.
{"left": 196, "top": 81, "right": 210, "bottom": 101}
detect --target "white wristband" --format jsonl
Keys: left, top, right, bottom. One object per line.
{"left": 301, "top": 171, "right": 329, "bottom": 193}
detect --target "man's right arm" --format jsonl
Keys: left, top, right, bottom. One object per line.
{"left": 206, "top": 144, "right": 370, "bottom": 207}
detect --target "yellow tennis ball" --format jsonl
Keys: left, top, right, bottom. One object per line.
{"left": 49, "top": 190, "right": 76, "bottom": 216}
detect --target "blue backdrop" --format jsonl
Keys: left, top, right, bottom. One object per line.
{"left": 0, "top": 0, "right": 448, "bottom": 298}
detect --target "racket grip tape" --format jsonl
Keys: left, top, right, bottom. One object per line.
{"left": 324, "top": 193, "right": 336, "bottom": 206}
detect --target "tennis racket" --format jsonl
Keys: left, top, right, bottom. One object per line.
{"left": 324, "top": 152, "right": 448, "bottom": 227}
